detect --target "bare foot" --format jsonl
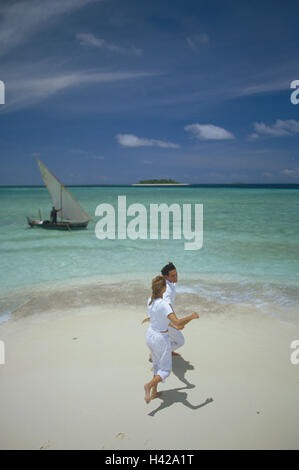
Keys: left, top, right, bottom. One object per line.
{"left": 150, "top": 391, "right": 161, "bottom": 400}
{"left": 149, "top": 353, "right": 152, "bottom": 362}
{"left": 172, "top": 351, "right": 181, "bottom": 356}
{"left": 144, "top": 383, "right": 151, "bottom": 404}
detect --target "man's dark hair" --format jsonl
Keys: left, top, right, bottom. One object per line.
{"left": 161, "top": 262, "right": 176, "bottom": 277}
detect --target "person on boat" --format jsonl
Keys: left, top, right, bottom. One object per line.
{"left": 50, "top": 206, "right": 62, "bottom": 224}
{"left": 144, "top": 275, "right": 199, "bottom": 404}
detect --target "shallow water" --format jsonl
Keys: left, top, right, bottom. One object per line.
{"left": 0, "top": 185, "right": 298, "bottom": 326}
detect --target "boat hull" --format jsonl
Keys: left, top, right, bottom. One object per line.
{"left": 27, "top": 217, "right": 88, "bottom": 230}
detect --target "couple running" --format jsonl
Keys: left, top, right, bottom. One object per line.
{"left": 143, "top": 262, "right": 199, "bottom": 404}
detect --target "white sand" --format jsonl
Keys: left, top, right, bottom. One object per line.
{"left": 0, "top": 304, "right": 298, "bottom": 450}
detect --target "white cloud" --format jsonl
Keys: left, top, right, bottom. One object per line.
{"left": 116, "top": 134, "right": 180, "bottom": 148}
{"left": 248, "top": 133, "right": 260, "bottom": 141}
{"left": 251, "top": 119, "right": 299, "bottom": 139}
{"left": 184, "top": 123, "right": 234, "bottom": 140}
{"left": 77, "top": 33, "right": 143, "bottom": 56}
{"left": 238, "top": 80, "right": 289, "bottom": 97}
{"left": 69, "top": 148, "right": 104, "bottom": 160}
{"left": 231, "top": 173, "right": 248, "bottom": 179}
{"left": 3, "top": 70, "right": 154, "bottom": 112}
{"left": 0, "top": 0, "right": 99, "bottom": 57}
{"left": 186, "top": 33, "right": 209, "bottom": 49}
{"left": 91, "top": 155, "right": 105, "bottom": 160}
{"left": 281, "top": 168, "right": 299, "bottom": 176}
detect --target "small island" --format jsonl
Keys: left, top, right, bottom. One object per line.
{"left": 132, "top": 179, "right": 189, "bottom": 186}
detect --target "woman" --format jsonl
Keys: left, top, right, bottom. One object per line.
{"left": 144, "top": 275, "right": 199, "bottom": 404}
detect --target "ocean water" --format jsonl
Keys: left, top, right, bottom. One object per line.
{"left": 0, "top": 185, "right": 298, "bottom": 326}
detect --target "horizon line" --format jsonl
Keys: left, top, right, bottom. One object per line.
{"left": 1, "top": 183, "right": 299, "bottom": 188}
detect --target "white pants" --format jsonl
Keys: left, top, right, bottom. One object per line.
{"left": 146, "top": 327, "right": 172, "bottom": 382}
{"left": 168, "top": 326, "right": 185, "bottom": 352}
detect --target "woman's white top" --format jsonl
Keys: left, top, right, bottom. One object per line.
{"left": 147, "top": 297, "right": 173, "bottom": 332}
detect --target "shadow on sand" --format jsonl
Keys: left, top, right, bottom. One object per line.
{"left": 148, "top": 355, "right": 213, "bottom": 417}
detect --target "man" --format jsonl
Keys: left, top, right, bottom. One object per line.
{"left": 50, "top": 206, "right": 62, "bottom": 224}
{"left": 161, "top": 262, "right": 185, "bottom": 356}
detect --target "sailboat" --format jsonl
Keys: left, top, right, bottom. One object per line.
{"left": 27, "top": 158, "right": 93, "bottom": 230}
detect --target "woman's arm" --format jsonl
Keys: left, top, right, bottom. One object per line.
{"left": 141, "top": 313, "right": 183, "bottom": 328}
{"left": 167, "top": 304, "right": 184, "bottom": 330}
{"left": 168, "top": 312, "right": 199, "bottom": 328}
{"left": 169, "top": 323, "right": 184, "bottom": 330}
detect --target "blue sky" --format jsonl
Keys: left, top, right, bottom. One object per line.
{"left": 1, "top": 0, "right": 299, "bottom": 184}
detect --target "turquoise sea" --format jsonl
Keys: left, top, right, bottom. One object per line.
{"left": 0, "top": 185, "right": 298, "bottom": 326}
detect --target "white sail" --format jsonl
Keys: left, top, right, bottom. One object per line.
{"left": 36, "top": 158, "right": 92, "bottom": 222}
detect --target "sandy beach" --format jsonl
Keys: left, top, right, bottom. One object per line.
{"left": 0, "top": 282, "right": 298, "bottom": 450}
{"left": 1, "top": 0, "right": 299, "bottom": 453}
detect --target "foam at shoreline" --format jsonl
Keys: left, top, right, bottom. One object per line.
{"left": 1, "top": 272, "right": 298, "bottom": 327}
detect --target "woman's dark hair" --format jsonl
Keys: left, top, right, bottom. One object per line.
{"left": 161, "top": 262, "right": 176, "bottom": 277}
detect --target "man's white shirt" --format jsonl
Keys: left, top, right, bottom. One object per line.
{"left": 162, "top": 280, "right": 185, "bottom": 351}
{"left": 163, "top": 280, "right": 176, "bottom": 309}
